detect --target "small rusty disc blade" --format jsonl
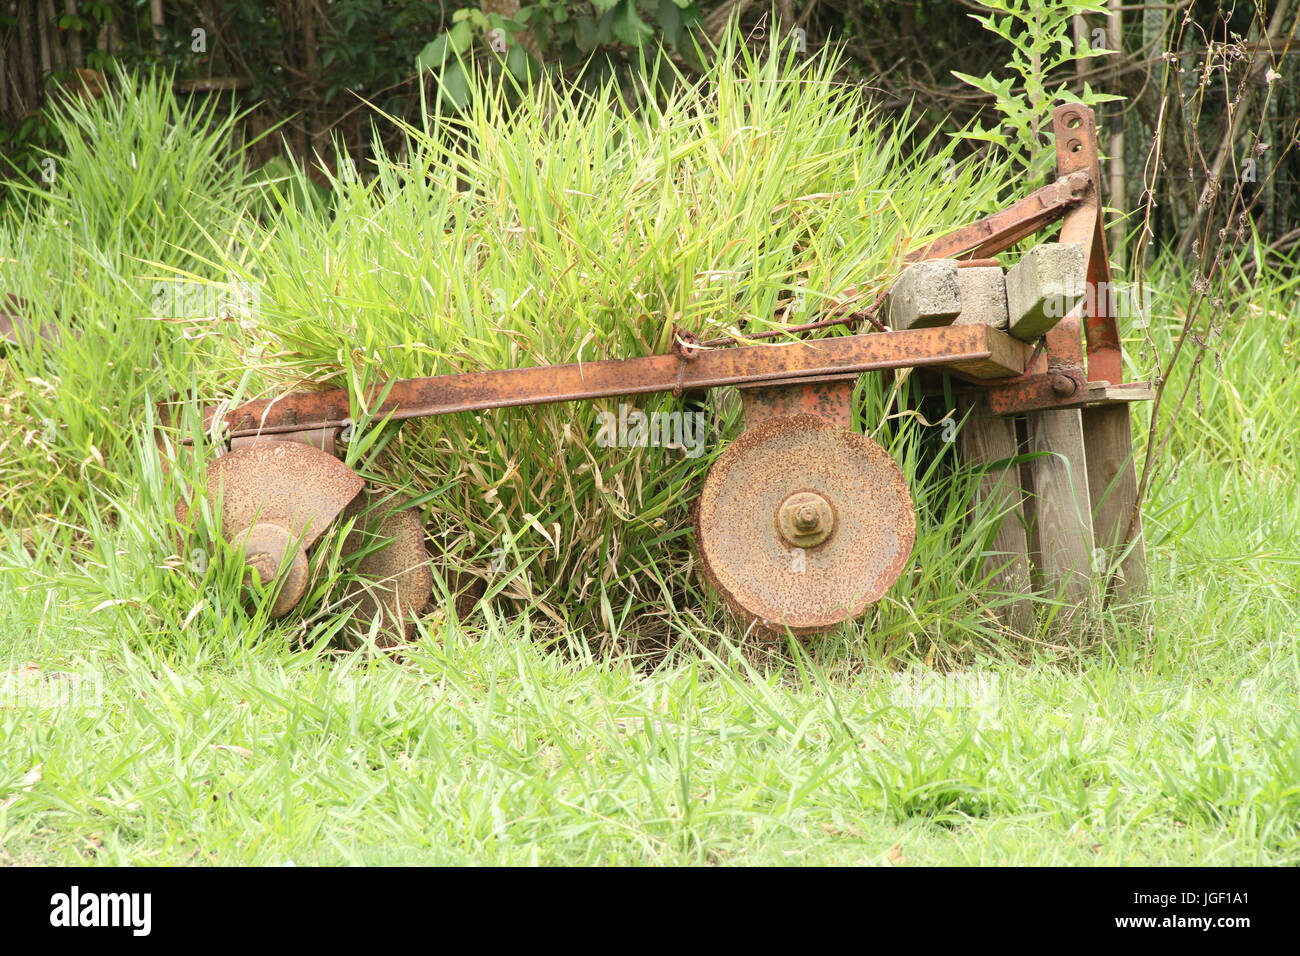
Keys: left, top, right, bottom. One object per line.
{"left": 338, "top": 492, "right": 433, "bottom": 649}
{"left": 694, "top": 414, "right": 915, "bottom": 634}
{"left": 181, "top": 440, "right": 365, "bottom": 549}
{"left": 238, "top": 522, "right": 311, "bottom": 618}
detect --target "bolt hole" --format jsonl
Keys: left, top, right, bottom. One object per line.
{"left": 1065, "top": 112, "right": 1082, "bottom": 129}
{"left": 1068, "top": 139, "right": 1083, "bottom": 153}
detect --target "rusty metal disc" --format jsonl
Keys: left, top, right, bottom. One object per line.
{"left": 238, "top": 522, "right": 310, "bottom": 618}
{"left": 338, "top": 491, "right": 432, "bottom": 649}
{"left": 1, "top": 294, "right": 72, "bottom": 350}
{"left": 182, "top": 440, "right": 365, "bottom": 549}
{"left": 177, "top": 440, "right": 365, "bottom": 618}
{"left": 694, "top": 414, "right": 915, "bottom": 634}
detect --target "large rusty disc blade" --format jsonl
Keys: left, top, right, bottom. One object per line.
{"left": 181, "top": 441, "right": 365, "bottom": 548}
{"left": 694, "top": 414, "right": 915, "bottom": 634}
{"left": 338, "top": 491, "right": 433, "bottom": 648}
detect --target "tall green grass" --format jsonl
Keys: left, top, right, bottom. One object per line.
{"left": 0, "top": 68, "right": 251, "bottom": 528}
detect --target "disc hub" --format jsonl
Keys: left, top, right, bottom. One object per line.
{"left": 777, "top": 491, "right": 835, "bottom": 547}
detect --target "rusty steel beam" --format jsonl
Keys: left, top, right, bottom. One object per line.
{"left": 907, "top": 171, "right": 1092, "bottom": 264}
{"left": 1052, "top": 104, "right": 1123, "bottom": 385}
{"left": 205, "top": 325, "right": 1029, "bottom": 440}
{"left": 985, "top": 372, "right": 1155, "bottom": 416}
{"left": 986, "top": 367, "right": 1089, "bottom": 416}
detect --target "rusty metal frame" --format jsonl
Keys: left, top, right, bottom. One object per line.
{"left": 188, "top": 104, "right": 1139, "bottom": 444}
{"left": 207, "top": 325, "right": 1028, "bottom": 440}
{"left": 978, "top": 104, "right": 1129, "bottom": 416}
{"left": 739, "top": 376, "right": 857, "bottom": 431}
{"left": 906, "top": 169, "right": 1092, "bottom": 263}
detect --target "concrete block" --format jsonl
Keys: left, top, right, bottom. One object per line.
{"left": 885, "top": 260, "right": 961, "bottom": 330}
{"left": 1005, "top": 243, "right": 1085, "bottom": 340}
{"left": 952, "top": 266, "right": 1009, "bottom": 329}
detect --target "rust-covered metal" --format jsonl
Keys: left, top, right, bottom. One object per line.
{"left": 923, "top": 104, "right": 1137, "bottom": 416}
{"left": 204, "top": 325, "right": 1028, "bottom": 441}
{"left": 239, "top": 521, "right": 311, "bottom": 618}
{"left": 907, "top": 171, "right": 1092, "bottom": 263}
{"left": 984, "top": 372, "right": 1153, "bottom": 416}
{"left": 776, "top": 491, "right": 835, "bottom": 548}
{"left": 693, "top": 415, "right": 915, "bottom": 634}
{"left": 230, "top": 425, "right": 340, "bottom": 457}
{"left": 177, "top": 439, "right": 432, "bottom": 637}
{"left": 179, "top": 441, "right": 364, "bottom": 617}
{"left": 182, "top": 441, "right": 364, "bottom": 548}
{"left": 1051, "top": 104, "right": 1124, "bottom": 387}
{"left": 338, "top": 491, "right": 433, "bottom": 648}
{"left": 740, "top": 376, "right": 855, "bottom": 430}
{"left": 986, "top": 367, "right": 1088, "bottom": 416}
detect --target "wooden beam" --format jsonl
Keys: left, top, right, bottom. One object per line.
{"left": 1083, "top": 404, "right": 1147, "bottom": 602}
{"left": 958, "top": 395, "right": 1033, "bottom": 631}
{"left": 1024, "top": 408, "right": 1096, "bottom": 607}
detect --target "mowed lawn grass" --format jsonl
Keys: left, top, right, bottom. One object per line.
{"left": 2, "top": 295, "right": 1297, "bottom": 865}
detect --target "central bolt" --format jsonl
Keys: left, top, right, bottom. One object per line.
{"left": 777, "top": 492, "right": 835, "bottom": 548}
{"left": 794, "top": 506, "right": 821, "bottom": 532}
{"left": 1050, "top": 372, "right": 1077, "bottom": 396}
{"left": 246, "top": 551, "right": 278, "bottom": 585}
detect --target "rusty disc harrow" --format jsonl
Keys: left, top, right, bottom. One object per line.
{"left": 694, "top": 414, "right": 915, "bottom": 634}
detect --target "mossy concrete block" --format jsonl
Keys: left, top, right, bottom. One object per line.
{"left": 1005, "top": 243, "right": 1085, "bottom": 340}
{"left": 885, "top": 259, "right": 961, "bottom": 330}
{"left": 952, "top": 266, "right": 1009, "bottom": 329}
